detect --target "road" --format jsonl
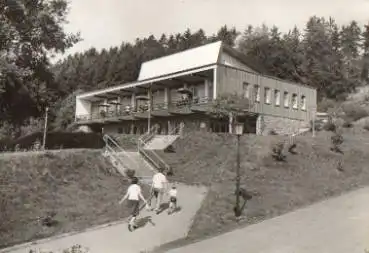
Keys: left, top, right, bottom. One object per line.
{"left": 167, "top": 186, "right": 369, "bottom": 253}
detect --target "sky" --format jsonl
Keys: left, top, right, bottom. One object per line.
{"left": 55, "top": 0, "right": 369, "bottom": 61}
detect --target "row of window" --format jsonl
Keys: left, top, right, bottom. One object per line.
{"left": 243, "top": 83, "right": 307, "bottom": 111}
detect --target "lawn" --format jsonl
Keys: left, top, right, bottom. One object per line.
{"left": 0, "top": 149, "right": 148, "bottom": 249}
{"left": 153, "top": 128, "right": 369, "bottom": 252}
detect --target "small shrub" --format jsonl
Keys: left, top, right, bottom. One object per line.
{"left": 342, "top": 120, "right": 353, "bottom": 128}
{"left": 317, "top": 98, "right": 337, "bottom": 112}
{"left": 331, "top": 132, "right": 344, "bottom": 153}
{"left": 323, "top": 121, "right": 336, "bottom": 132}
{"left": 268, "top": 130, "right": 278, "bottom": 135}
{"left": 342, "top": 103, "right": 369, "bottom": 121}
{"left": 271, "top": 141, "right": 286, "bottom": 161}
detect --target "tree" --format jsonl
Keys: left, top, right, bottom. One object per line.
{"left": 52, "top": 89, "right": 85, "bottom": 130}
{"left": 207, "top": 93, "right": 254, "bottom": 130}
{"left": 302, "top": 16, "right": 349, "bottom": 99}
{"left": 215, "top": 25, "right": 240, "bottom": 47}
{"left": 340, "top": 21, "right": 362, "bottom": 89}
{"left": 361, "top": 23, "right": 369, "bottom": 82}
{"left": 0, "top": 0, "right": 80, "bottom": 125}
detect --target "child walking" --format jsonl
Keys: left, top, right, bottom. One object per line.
{"left": 167, "top": 184, "right": 178, "bottom": 215}
{"left": 119, "top": 177, "right": 148, "bottom": 231}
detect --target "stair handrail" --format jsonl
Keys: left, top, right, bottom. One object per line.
{"left": 138, "top": 136, "right": 170, "bottom": 167}
{"left": 161, "top": 123, "right": 182, "bottom": 146}
{"left": 103, "top": 134, "right": 142, "bottom": 177}
{"left": 104, "top": 141, "right": 129, "bottom": 176}
{"left": 103, "top": 134, "right": 125, "bottom": 152}
{"left": 137, "top": 133, "right": 171, "bottom": 174}
{"left": 137, "top": 126, "right": 157, "bottom": 150}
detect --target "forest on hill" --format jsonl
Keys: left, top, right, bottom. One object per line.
{"left": 1, "top": 0, "right": 369, "bottom": 139}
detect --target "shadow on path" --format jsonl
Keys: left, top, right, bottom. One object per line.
{"left": 156, "top": 203, "right": 170, "bottom": 215}
{"left": 136, "top": 216, "right": 155, "bottom": 229}
{"left": 168, "top": 206, "right": 182, "bottom": 215}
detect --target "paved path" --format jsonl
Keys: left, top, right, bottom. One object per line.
{"left": 167, "top": 186, "right": 369, "bottom": 253}
{"left": 0, "top": 184, "right": 207, "bottom": 253}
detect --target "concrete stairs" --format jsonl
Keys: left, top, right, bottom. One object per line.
{"left": 144, "top": 135, "right": 180, "bottom": 150}
{"left": 118, "top": 151, "right": 156, "bottom": 183}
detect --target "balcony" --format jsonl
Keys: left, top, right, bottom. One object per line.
{"left": 75, "top": 96, "right": 214, "bottom": 124}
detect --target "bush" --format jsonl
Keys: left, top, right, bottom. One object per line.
{"left": 342, "top": 120, "right": 353, "bottom": 128}
{"left": 19, "top": 117, "right": 43, "bottom": 137}
{"left": 317, "top": 98, "right": 338, "bottom": 112}
{"left": 271, "top": 141, "right": 286, "bottom": 161}
{"left": 268, "top": 130, "right": 278, "bottom": 135}
{"left": 342, "top": 103, "right": 369, "bottom": 121}
{"left": 323, "top": 121, "right": 336, "bottom": 132}
{"left": 331, "top": 132, "right": 344, "bottom": 153}
{"left": 0, "top": 132, "right": 104, "bottom": 151}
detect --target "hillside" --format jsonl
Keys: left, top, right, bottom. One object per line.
{"left": 0, "top": 149, "right": 148, "bottom": 249}
{"left": 155, "top": 128, "right": 369, "bottom": 250}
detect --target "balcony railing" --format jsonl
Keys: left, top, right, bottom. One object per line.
{"left": 76, "top": 96, "right": 214, "bottom": 122}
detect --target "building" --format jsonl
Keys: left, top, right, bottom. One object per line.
{"left": 75, "top": 41, "right": 317, "bottom": 135}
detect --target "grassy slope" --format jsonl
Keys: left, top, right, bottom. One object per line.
{"left": 110, "top": 134, "right": 138, "bottom": 151}
{"left": 0, "top": 149, "right": 148, "bottom": 249}
{"left": 155, "top": 129, "right": 369, "bottom": 251}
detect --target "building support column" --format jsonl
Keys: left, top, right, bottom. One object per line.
{"left": 147, "top": 86, "right": 152, "bottom": 133}
{"left": 168, "top": 120, "right": 172, "bottom": 133}
{"left": 103, "top": 99, "right": 108, "bottom": 112}
{"left": 229, "top": 112, "right": 233, "bottom": 134}
{"left": 164, "top": 87, "right": 169, "bottom": 108}
{"left": 131, "top": 93, "right": 136, "bottom": 110}
{"left": 117, "top": 96, "right": 121, "bottom": 113}
{"left": 204, "top": 79, "right": 209, "bottom": 99}
{"left": 213, "top": 67, "right": 217, "bottom": 100}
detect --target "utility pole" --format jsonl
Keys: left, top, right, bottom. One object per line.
{"left": 234, "top": 121, "right": 244, "bottom": 217}
{"left": 42, "top": 107, "right": 49, "bottom": 150}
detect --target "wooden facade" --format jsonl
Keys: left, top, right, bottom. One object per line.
{"left": 216, "top": 64, "right": 316, "bottom": 121}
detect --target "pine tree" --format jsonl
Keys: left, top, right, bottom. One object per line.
{"left": 361, "top": 23, "right": 369, "bottom": 82}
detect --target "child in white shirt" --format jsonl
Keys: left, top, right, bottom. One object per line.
{"left": 119, "top": 177, "right": 148, "bottom": 231}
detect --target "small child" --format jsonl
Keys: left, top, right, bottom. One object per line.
{"left": 167, "top": 184, "right": 178, "bottom": 215}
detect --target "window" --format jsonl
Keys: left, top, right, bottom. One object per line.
{"left": 117, "top": 127, "right": 123, "bottom": 134}
{"left": 254, "top": 84, "right": 260, "bottom": 102}
{"left": 274, "top": 90, "right": 281, "bottom": 106}
{"left": 284, "top": 92, "right": 289, "bottom": 107}
{"left": 301, "top": 95, "right": 306, "bottom": 110}
{"left": 264, "top": 87, "right": 271, "bottom": 104}
{"left": 243, "top": 82, "right": 250, "bottom": 98}
{"left": 292, "top": 93, "right": 298, "bottom": 109}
